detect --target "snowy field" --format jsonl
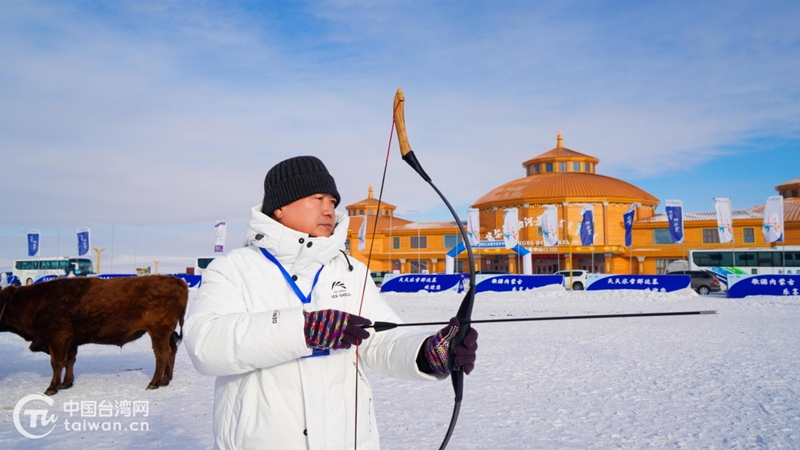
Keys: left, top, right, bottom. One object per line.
{"left": 2, "top": 288, "right": 799, "bottom": 449}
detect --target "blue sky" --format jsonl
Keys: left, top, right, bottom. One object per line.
{"left": 1, "top": 0, "right": 799, "bottom": 273}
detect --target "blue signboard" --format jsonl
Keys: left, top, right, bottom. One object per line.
{"left": 587, "top": 274, "right": 690, "bottom": 292}
{"left": 96, "top": 274, "right": 137, "bottom": 279}
{"left": 728, "top": 274, "right": 800, "bottom": 298}
{"left": 380, "top": 274, "right": 466, "bottom": 293}
{"left": 34, "top": 275, "right": 60, "bottom": 284}
{"left": 475, "top": 275, "right": 563, "bottom": 293}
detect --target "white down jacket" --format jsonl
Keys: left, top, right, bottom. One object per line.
{"left": 185, "top": 206, "right": 440, "bottom": 450}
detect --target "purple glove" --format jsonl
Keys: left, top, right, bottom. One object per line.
{"left": 303, "top": 309, "right": 371, "bottom": 350}
{"left": 422, "top": 318, "right": 478, "bottom": 375}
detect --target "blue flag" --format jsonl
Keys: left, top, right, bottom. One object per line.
{"left": 665, "top": 200, "right": 684, "bottom": 244}
{"left": 27, "top": 230, "right": 41, "bottom": 257}
{"left": 579, "top": 204, "right": 594, "bottom": 246}
{"left": 623, "top": 206, "right": 636, "bottom": 247}
{"left": 76, "top": 228, "right": 90, "bottom": 256}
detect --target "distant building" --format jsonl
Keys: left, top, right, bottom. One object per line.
{"left": 633, "top": 176, "right": 799, "bottom": 273}
{"left": 346, "top": 134, "right": 798, "bottom": 275}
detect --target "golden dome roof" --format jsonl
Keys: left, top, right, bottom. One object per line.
{"left": 473, "top": 133, "right": 659, "bottom": 209}
{"left": 472, "top": 172, "right": 659, "bottom": 209}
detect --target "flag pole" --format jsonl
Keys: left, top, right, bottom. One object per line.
{"left": 731, "top": 199, "right": 737, "bottom": 272}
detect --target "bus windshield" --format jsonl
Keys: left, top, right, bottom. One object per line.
{"left": 68, "top": 258, "right": 93, "bottom": 275}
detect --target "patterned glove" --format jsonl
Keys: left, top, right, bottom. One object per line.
{"left": 421, "top": 317, "right": 479, "bottom": 375}
{"left": 303, "top": 309, "right": 371, "bottom": 350}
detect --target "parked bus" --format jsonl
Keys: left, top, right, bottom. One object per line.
{"left": 12, "top": 257, "right": 93, "bottom": 285}
{"left": 688, "top": 247, "right": 800, "bottom": 285}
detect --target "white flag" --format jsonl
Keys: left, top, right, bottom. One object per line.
{"left": 502, "top": 208, "right": 519, "bottom": 249}
{"left": 214, "top": 221, "right": 227, "bottom": 253}
{"left": 467, "top": 208, "right": 481, "bottom": 246}
{"left": 762, "top": 195, "right": 784, "bottom": 243}
{"left": 358, "top": 217, "right": 367, "bottom": 251}
{"left": 540, "top": 205, "right": 559, "bottom": 247}
{"left": 713, "top": 198, "right": 733, "bottom": 244}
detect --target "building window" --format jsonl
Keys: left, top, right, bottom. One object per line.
{"left": 392, "top": 260, "right": 401, "bottom": 272}
{"left": 559, "top": 162, "right": 567, "bottom": 172}
{"left": 546, "top": 162, "right": 553, "bottom": 172}
{"left": 393, "top": 237, "right": 400, "bottom": 249}
{"left": 527, "top": 166, "right": 532, "bottom": 176}
{"left": 655, "top": 259, "right": 677, "bottom": 274}
{"left": 743, "top": 227, "right": 755, "bottom": 243}
{"left": 444, "top": 234, "right": 463, "bottom": 249}
{"left": 702, "top": 229, "right": 720, "bottom": 244}
{"left": 345, "top": 239, "right": 351, "bottom": 251}
{"left": 585, "top": 163, "right": 591, "bottom": 172}
{"left": 534, "top": 164, "right": 541, "bottom": 174}
{"left": 359, "top": 209, "right": 364, "bottom": 215}
{"left": 793, "top": 189, "right": 799, "bottom": 197}
{"left": 410, "top": 260, "right": 428, "bottom": 274}
{"left": 653, "top": 229, "right": 671, "bottom": 244}
{"left": 573, "top": 162, "right": 580, "bottom": 172}
{"left": 410, "top": 236, "right": 427, "bottom": 249}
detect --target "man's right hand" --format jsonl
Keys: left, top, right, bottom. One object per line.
{"left": 303, "top": 310, "right": 372, "bottom": 350}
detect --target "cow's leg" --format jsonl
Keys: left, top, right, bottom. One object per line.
{"left": 45, "top": 342, "right": 70, "bottom": 396}
{"left": 147, "top": 328, "right": 172, "bottom": 389}
{"left": 61, "top": 346, "right": 79, "bottom": 390}
{"left": 161, "top": 331, "right": 179, "bottom": 385}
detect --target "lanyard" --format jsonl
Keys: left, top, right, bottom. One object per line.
{"left": 259, "top": 247, "right": 324, "bottom": 304}
{"left": 259, "top": 247, "right": 329, "bottom": 358}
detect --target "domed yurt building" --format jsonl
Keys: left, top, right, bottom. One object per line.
{"left": 470, "top": 132, "right": 659, "bottom": 274}
{"left": 343, "top": 135, "right": 798, "bottom": 276}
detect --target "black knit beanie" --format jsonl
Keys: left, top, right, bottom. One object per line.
{"left": 260, "top": 156, "right": 341, "bottom": 216}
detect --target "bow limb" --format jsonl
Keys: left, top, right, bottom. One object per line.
{"left": 393, "top": 87, "right": 477, "bottom": 450}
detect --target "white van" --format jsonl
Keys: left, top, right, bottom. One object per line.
{"left": 554, "top": 270, "right": 588, "bottom": 291}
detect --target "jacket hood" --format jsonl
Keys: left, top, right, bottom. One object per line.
{"left": 242, "top": 205, "right": 350, "bottom": 266}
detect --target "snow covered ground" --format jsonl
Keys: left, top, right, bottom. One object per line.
{"left": 2, "top": 288, "right": 799, "bottom": 449}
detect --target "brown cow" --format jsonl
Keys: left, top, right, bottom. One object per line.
{"left": 0, "top": 275, "right": 188, "bottom": 395}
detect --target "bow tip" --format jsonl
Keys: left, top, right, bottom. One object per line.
{"left": 394, "top": 87, "right": 405, "bottom": 102}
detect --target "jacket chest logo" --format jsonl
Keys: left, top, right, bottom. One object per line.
{"left": 330, "top": 281, "right": 351, "bottom": 299}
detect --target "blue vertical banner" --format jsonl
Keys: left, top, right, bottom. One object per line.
{"left": 27, "top": 229, "right": 41, "bottom": 257}
{"left": 665, "top": 199, "right": 684, "bottom": 244}
{"left": 623, "top": 205, "right": 637, "bottom": 247}
{"left": 579, "top": 204, "right": 594, "bottom": 246}
{"left": 76, "top": 227, "right": 91, "bottom": 256}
